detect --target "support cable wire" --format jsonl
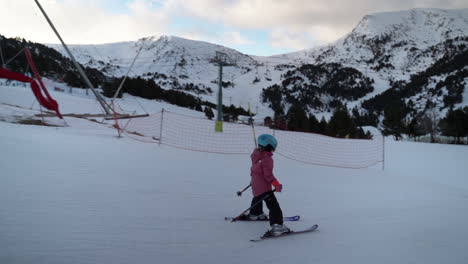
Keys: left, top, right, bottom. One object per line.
{"left": 112, "top": 44, "right": 144, "bottom": 101}
{"left": 110, "top": 42, "right": 146, "bottom": 136}
{"left": 34, "top": 0, "right": 114, "bottom": 115}
{"left": 4, "top": 48, "right": 25, "bottom": 67}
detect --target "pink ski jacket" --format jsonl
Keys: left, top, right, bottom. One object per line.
{"left": 250, "top": 148, "right": 278, "bottom": 197}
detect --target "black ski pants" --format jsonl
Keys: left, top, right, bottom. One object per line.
{"left": 249, "top": 191, "right": 283, "bottom": 226}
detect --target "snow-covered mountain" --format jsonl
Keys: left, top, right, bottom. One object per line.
{"left": 50, "top": 36, "right": 257, "bottom": 79}
{"left": 47, "top": 8, "right": 468, "bottom": 120}
{"left": 48, "top": 36, "right": 274, "bottom": 115}
{"left": 288, "top": 8, "right": 468, "bottom": 71}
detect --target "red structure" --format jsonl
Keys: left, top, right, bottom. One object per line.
{"left": 0, "top": 48, "right": 63, "bottom": 119}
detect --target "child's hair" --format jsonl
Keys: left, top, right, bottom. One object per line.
{"left": 259, "top": 144, "right": 275, "bottom": 152}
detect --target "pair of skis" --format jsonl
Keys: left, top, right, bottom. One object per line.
{"left": 224, "top": 215, "right": 301, "bottom": 222}
{"left": 231, "top": 188, "right": 318, "bottom": 241}
{"left": 251, "top": 224, "right": 319, "bottom": 242}
{"left": 225, "top": 214, "right": 318, "bottom": 241}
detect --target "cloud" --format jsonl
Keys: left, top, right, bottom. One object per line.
{"left": 269, "top": 28, "right": 316, "bottom": 51}
{"left": 220, "top": 31, "right": 255, "bottom": 45}
{"left": 269, "top": 25, "right": 347, "bottom": 52}
{"left": 1, "top": 0, "right": 169, "bottom": 44}
{"left": 2, "top": 0, "right": 467, "bottom": 54}
{"left": 176, "top": 0, "right": 467, "bottom": 27}
{"left": 167, "top": 0, "right": 468, "bottom": 45}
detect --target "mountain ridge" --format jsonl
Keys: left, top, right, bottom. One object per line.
{"left": 27, "top": 8, "right": 468, "bottom": 135}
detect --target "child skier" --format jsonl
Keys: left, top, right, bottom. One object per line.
{"left": 248, "top": 134, "right": 290, "bottom": 236}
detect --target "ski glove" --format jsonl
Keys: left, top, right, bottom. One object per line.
{"left": 272, "top": 179, "right": 282, "bottom": 192}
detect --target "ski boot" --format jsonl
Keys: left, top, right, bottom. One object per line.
{"left": 264, "top": 224, "right": 290, "bottom": 237}
{"left": 249, "top": 213, "right": 268, "bottom": 220}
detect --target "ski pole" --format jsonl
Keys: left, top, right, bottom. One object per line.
{"left": 231, "top": 189, "right": 275, "bottom": 222}
{"left": 237, "top": 184, "right": 251, "bottom": 196}
{"left": 251, "top": 121, "right": 257, "bottom": 147}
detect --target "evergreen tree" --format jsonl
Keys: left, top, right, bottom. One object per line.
{"left": 382, "top": 106, "right": 406, "bottom": 140}
{"left": 440, "top": 108, "right": 468, "bottom": 144}
{"left": 264, "top": 116, "right": 273, "bottom": 127}
{"left": 327, "top": 107, "right": 355, "bottom": 138}
{"left": 308, "top": 114, "right": 320, "bottom": 134}
{"left": 63, "top": 70, "right": 83, "bottom": 88}
{"left": 102, "top": 79, "right": 118, "bottom": 98}
{"left": 286, "top": 104, "right": 309, "bottom": 131}
{"left": 273, "top": 113, "right": 288, "bottom": 130}
{"left": 204, "top": 106, "right": 214, "bottom": 120}
{"left": 405, "top": 117, "right": 425, "bottom": 140}
{"left": 142, "top": 79, "right": 162, "bottom": 99}
{"left": 318, "top": 117, "right": 328, "bottom": 135}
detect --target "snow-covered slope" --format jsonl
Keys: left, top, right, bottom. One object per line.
{"left": 51, "top": 36, "right": 257, "bottom": 79}
{"left": 49, "top": 35, "right": 277, "bottom": 117}
{"left": 2, "top": 78, "right": 468, "bottom": 264}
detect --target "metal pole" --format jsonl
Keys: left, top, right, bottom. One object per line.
{"left": 237, "top": 184, "right": 251, "bottom": 196}
{"left": 112, "top": 45, "right": 143, "bottom": 100}
{"left": 215, "top": 62, "right": 223, "bottom": 132}
{"left": 251, "top": 121, "right": 257, "bottom": 146}
{"left": 382, "top": 135, "right": 385, "bottom": 171}
{"left": 211, "top": 51, "right": 235, "bottom": 132}
{"left": 249, "top": 102, "right": 257, "bottom": 146}
{"left": 34, "top": 0, "right": 112, "bottom": 115}
{"left": 159, "top": 108, "right": 164, "bottom": 146}
{"left": 4, "top": 48, "right": 24, "bottom": 67}
{"left": 0, "top": 41, "right": 5, "bottom": 68}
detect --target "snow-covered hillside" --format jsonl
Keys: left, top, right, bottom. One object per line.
{"left": 46, "top": 8, "right": 468, "bottom": 119}
{"left": 266, "top": 8, "right": 468, "bottom": 119}
{"left": 48, "top": 36, "right": 272, "bottom": 116}
{"left": 50, "top": 36, "right": 257, "bottom": 79}
{"left": 2, "top": 76, "right": 468, "bottom": 264}
{"left": 280, "top": 9, "right": 468, "bottom": 109}
{"left": 289, "top": 8, "right": 468, "bottom": 72}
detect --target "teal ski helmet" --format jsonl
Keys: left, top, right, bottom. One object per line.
{"left": 257, "top": 134, "right": 278, "bottom": 150}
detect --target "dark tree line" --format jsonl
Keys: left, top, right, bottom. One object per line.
{"left": 402, "top": 107, "right": 468, "bottom": 144}
{"left": 260, "top": 63, "right": 375, "bottom": 139}
{"left": 371, "top": 104, "right": 468, "bottom": 144}
{"left": 361, "top": 47, "right": 468, "bottom": 143}
{"left": 1, "top": 35, "right": 107, "bottom": 89}
{"left": 261, "top": 63, "right": 374, "bottom": 114}
{"left": 266, "top": 104, "right": 372, "bottom": 139}
{"left": 1, "top": 36, "right": 68, "bottom": 75}
{"left": 102, "top": 76, "right": 249, "bottom": 120}
{"left": 363, "top": 49, "right": 468, "bottom": 115}
{"left": 439, "top": 107, "right": 468, "bottom": 144}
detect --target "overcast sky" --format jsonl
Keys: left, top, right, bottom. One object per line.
{"left": 1, "top": 0, "right": 467, "bottom": 56}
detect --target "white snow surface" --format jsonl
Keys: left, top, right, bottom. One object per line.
{"left": 2, "top": 83, "right": 468, "bottom": 264}
{"left": 353, "top": 8, "right": 468, "bottom": 41}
